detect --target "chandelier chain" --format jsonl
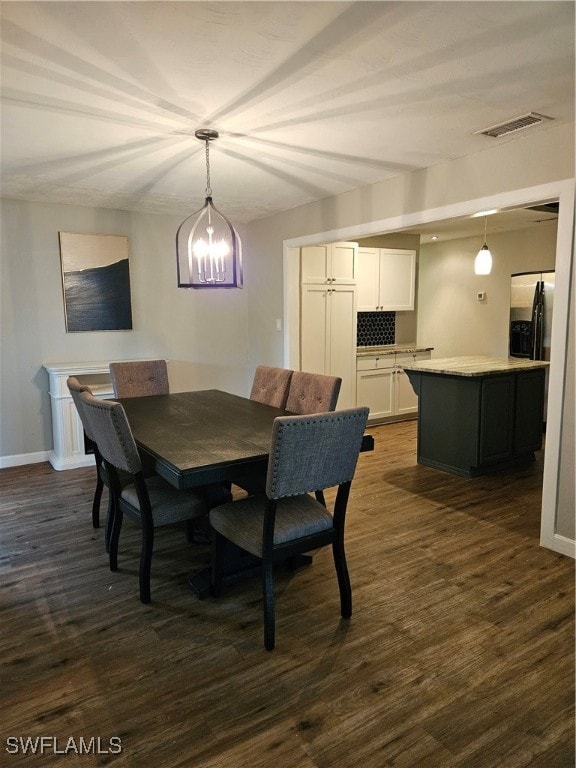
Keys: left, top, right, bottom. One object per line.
{"left": 205, "top": 139, "right": 212, "bottom": 197}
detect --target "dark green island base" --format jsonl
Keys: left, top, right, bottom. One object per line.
{"left": 402, "top": 356, "right": 549, "bottom": 478}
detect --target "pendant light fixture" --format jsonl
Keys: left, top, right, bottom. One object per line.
{"left": 176, "top": 129, "right": 242, "bottom": 288}
{"left": 474, "top": 215, "right": 493, "bottom": 275}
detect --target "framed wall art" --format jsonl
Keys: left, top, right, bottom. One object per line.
{"left": 59, "top": 232, "right": 133, "bottom": 332}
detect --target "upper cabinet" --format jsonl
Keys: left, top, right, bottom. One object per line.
{"left": 357, "top": 247, "right": 416, "bottom": 311}
{"left": 300, "top": 241, "right": 358, "bottom": 285}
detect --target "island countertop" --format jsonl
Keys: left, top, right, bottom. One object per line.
{"left": 401, "top": 355, "right": 549, "bottom": 377}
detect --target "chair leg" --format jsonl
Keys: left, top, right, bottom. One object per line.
{"left": 332, "top": 539, "right": 352, "bottom": 619}
{"left": 262, "top": 558, "right": 275, "bottom": 651}
{"left": 139, "top": 522, "right": 154, "bottom": 604}
{"left": 109, "top": 505, "right": 123, "bottom": 572}
{"left": 92, "top": 474, "right": 103, "bottom": 528}
{"left": 104, "top": 494, "right": 114, "bottom": 554}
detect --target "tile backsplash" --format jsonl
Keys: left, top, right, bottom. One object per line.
{"left": 357, "top": 311, "right": 396, "bottom": 346}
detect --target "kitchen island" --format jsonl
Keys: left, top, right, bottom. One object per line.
{"left": 402, "top": 356, "right": 549, "bottom": 477}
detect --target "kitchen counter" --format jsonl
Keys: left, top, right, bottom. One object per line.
{"left": 403, "top": 356, "right": 547, "bottom": 477}
{"left": 401, "top": 355, "right": 549, "bottom": 376}
{"left": 357, "top": 344, "right": 434, "bottom": 357}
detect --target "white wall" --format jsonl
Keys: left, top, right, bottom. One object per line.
{"left": 0, "top": 200, "right": 251, "bottom": 459}
{"left": 417, "top": 222, "right": 558, "bottom": 358}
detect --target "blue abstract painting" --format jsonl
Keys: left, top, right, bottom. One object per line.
{"left": 59, "top": 232, "right": 133, "bottom": 332}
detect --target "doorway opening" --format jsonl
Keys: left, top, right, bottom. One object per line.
{"left": 283, "top": 180, "right": 575, "bottom": 558}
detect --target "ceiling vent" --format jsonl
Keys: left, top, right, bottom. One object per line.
{"left": 474, "top": 112, "right": 553, "bottom": 138}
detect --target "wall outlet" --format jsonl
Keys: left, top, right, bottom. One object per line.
{"left": 477, "top": 291, "right": 486, "bottom": 301}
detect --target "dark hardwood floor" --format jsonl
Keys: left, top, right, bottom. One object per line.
{"left": 1, "top": 421, "right": 574, "bottom": 767}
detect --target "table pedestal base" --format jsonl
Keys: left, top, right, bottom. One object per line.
{"left": 189, "top": 548, "right": 313, "bottom": 600}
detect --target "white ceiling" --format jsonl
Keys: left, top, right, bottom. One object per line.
{"left": 1, "top": 1, "right": 574, "bottom": 239}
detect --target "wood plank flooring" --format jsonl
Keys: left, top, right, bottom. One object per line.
{"left": 1, "top": 421, "right": 574, "bottom": 767}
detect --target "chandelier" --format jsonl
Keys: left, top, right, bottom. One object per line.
{"left": 176, "top": 129, "right": 242, "bottom": 288}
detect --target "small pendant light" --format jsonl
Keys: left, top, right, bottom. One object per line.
{"left": 474, "top": 216, "right": 493, "bottom": 275}
{"left": 176, "top": 129, "right": 242, "bottom": 288}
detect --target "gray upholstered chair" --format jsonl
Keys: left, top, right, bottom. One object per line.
{"left": 250, "top": 365, "right": 293, "bottom": 409}
{"left": 79, "top": 390, "right": 212, "bottom": 603}
{"left": 109, "top": 359, "right": 169, "bottom": 399}
{"left": 210, "top": 406, "right": 369, "bottom": 650}
{"left": 285, "top": 371, "right": 342, "bottom": 414}
{"left": 67, "top": 376, "right": 114, "bottom": 549}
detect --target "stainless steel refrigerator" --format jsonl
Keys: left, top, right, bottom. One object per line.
{"left": 509, "top": 271, "right": 555, "bottom": 361}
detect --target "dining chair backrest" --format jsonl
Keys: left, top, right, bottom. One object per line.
{"left": 285, "top": 371, "right": 342, "bottom": 414}
{"left": 67, "top": 376, "right": 117, "bottom": 540}
{"left": 266, "top": 407, "right": 369, "bottom": 499}
{"left": 67, "top": 376, "right": 95, "bottom": 440}
{"left": 79, "top": 391, "right": 142, "bottom": 475}
{"left": 109, "top": 359, "right": 169, "bottom": 399}
{"left": 250, "top": 365, "right": 294, "bottom": 409}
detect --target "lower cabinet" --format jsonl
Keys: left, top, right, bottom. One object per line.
{"left": 357, "top": 363, "right": 395, "bottom": 420}
{"left": 357, "top": 351, "right": 431, "bottom": 422}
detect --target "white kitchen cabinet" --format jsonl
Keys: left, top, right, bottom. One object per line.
{"left": 357, "top": 247, "right": 416, "bottom": 311}
{"left": 356, "top": 350, "right": 431, "bottom": 421}
{"left": 300, "top": 241, "right": 357, "bottom": 285}
{"left": 300, "top": 283, "right": 357, "bottom": 409}
{"left": 356, "top": 356, "right": 395, "bottom": 420}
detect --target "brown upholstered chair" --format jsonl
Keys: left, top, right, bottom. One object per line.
{"left": 285, "top": 371, "right": 342, "bottom": 414}
{"left": 79, "top": 390, "right": 216, "bottom": 603}
{"left": 210, "top": 407, "right": 369, "bottom": 650}
{"left": 285, "top": 371, "right": 342, "bottom": 506}
{"left": 250, "top": 365, "right": 293, "bottom": 409}
{"left": 109, "top": 359, "right": 169, "bottom": 398}
{"left": 232, "top": 365, "right": 294, "bottom": 496}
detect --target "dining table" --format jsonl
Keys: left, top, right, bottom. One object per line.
{"left": 119, "top": 389, "right": 374, "bottom": 598}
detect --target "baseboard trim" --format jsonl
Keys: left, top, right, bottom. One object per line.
{"left": 0, "top": 451, "right": 51, "bottom": 469}
{"left": 541, "top": 532, "right": 576, "bottom": 559}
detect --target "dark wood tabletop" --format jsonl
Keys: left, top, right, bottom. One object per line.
{"left": 119, "top": 389, "right": 289, "bottom": 490}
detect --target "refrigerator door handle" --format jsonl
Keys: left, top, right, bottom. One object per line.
{"left": 531, "top": 281, "right": 544, "bottom": 360}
